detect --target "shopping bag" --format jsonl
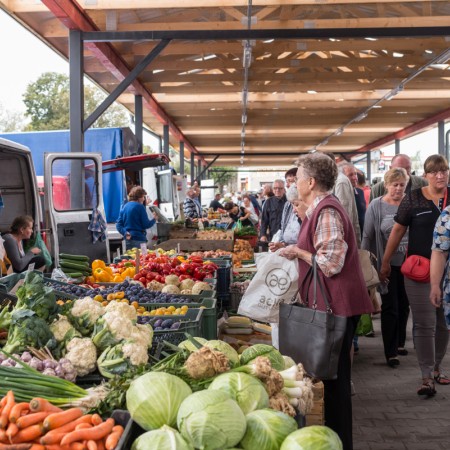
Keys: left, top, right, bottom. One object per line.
{"left": 355, "top": 314, "right": 373, "bottom": 336}
{"left": 237, "top": 250, "right": 299, "bottom": 323}
{"left": 25, "top": 233, "right": 52, "bottom": 268}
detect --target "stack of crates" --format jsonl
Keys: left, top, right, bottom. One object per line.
{"left": 209, "top": 257, "right": 232, "bottom": 310}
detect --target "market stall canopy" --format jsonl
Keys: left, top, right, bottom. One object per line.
{"left": 2, "top": 1, "right": 450, "bottom": 166}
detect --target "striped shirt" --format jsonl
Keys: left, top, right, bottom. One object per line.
{"left": 305, "top": 194, "right": 348, "bottom": 277}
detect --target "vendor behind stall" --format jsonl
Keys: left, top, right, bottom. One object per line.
{"left": 223, "top": 202, "right": 254, "bottom": 228}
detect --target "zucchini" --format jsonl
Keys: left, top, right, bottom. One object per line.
{"left": 59, "top": 253, "right": 90, "bottom": 262}
{"left": 62, "top": 271, "right": 84, "bottom": 278}
{"left": 60, "top": 266, "right": 91, "bottom": 276}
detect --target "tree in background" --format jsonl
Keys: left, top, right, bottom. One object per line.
{"left": 23, "top": 72, "right": 129, "bottom": 131}
{"left": 0, "top": 102, "right": 26, "bottom": 132}
{"left": 210, "top": 167, "right": 236, "bottom": 194}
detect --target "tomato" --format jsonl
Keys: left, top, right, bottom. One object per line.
{"left": 179, "top": 274, "right": 191, "bottom": 281}
{"left": 171, "top": 258, "right": 181, "bottom": 267}
{"left": 133, "top": 274, "right": 141, "bottom": 281}
{"left": 139, "top": 277, "right": 147, "bottom": 284}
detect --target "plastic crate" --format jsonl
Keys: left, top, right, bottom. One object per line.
{"left": 43, "top": 278, "right": 90, "bottom": 300}
{"left": 230, "top": 290, "right": 244, "bottom": 311}
{"left": 141, "top": 297, "right": 217, "bottom": 340}
{"left": 150, "top": 308, "right": 204, "bottom": 355}
{"left": 111, "top": 410, "right": 144, "bottom": 450}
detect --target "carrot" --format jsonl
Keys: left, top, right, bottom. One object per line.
{"left": 11, "top": 425, "right": 43, "bottom": 444}
{"left": 29, "top": 445, "right": 45, "bottom": 450}
{"left": 0, "top": 392, "right": 15, "bottom": 429}
{"left": 0, "top": 444, "right": 33, "bottom": 449}
{"left": 75, "top": 424, "right": 92, "bottom": 430}
{"left": 16, "top": 413, "right": 49, "bottom": 430}
{"left": 70, "top": 443, "right": 87, "bottom": 450}
{"left": 96, "top": 440, "right": 105, "bottom": 450}
{"left": 104, "top": 425, "right": 123, "bottom": 450}
{"left": 40, "top": 432, "right": 66, "bottom": 446}
{"left": 43, "top": 408, "right": 83, "bottom": 432}
{"left": 86, "top": 441, "right": 97, "bottom": 450}
{"left": 90, "top": 415, "right": 102, "bottom": 426}
{"left": 45, "top": 445, "right": 71, "bottom": 450}
{"left": 8, "top": 405, "right": 29, "bottom": 425}
{"left": 28, "top": 400, "right": 61, "bottom": 414}
{"left": 44, "top": 415, "right": 92, "bottom": 437}
{"left": 61, "top": 419, "right": 114, "bottom": 446}
{"left": 5, "top": 423, "right": 18, "bottom": 443}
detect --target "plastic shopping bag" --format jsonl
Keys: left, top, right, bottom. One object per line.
{"left": 238, "top": 250, "right": 299, "bottom": 323}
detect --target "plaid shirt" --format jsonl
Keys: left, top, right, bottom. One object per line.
{"left": 305, "top": 194, "right": 348, "bottom": 277}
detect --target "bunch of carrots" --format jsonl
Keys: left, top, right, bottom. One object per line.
{"left": 0, "top": 391, "right": 123, "bottom": 450}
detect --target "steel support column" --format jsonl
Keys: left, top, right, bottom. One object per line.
{"left": 446, "top": 129, "right": 450, "bottom": 161}
{"left": 134, "top": 95, "right": 143, "bottom": 154}
{"left": 438, "top": 121, "right": 446, "bottom": 156}
{"left": 395, "top": 139, "right": 400, "bottom": 155}
{"left": 197, "top": 160, "right": 203, "bottom": 181}
{"left": 179, "top": 142, "right": 185, "bottom": 176}
{"left": 190, "top": 153, "right": 195, "bottom": 185}
{"left": 163, "top": 125, "right": 170, "bottom": 170}
{"left": 196, "top": 155, "right": 220, "bottom": 182}
{"left": 69, "top": 30, "right": 84, "bottom": 152}
{"left": 366, "top": 151, "right": 371, "bottom": 182}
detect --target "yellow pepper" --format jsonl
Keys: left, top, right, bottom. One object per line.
{"left": 104, "top": 266, "right": 114, "bottom": 276}
{"left": 121, "top": 267, "right": 136, "bottom": 279}
{"left": 94, "top": 267, "right": 112, "bottom": 282}
{"left": 92, "top": 259, "right": 106, "bottom": 270}
{"left": 113, "top": 275, "right": 124, "bottom": 283}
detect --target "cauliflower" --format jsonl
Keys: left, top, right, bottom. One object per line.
{"left": 50, "top": 315, "right": 79, "bottom": 342}
{"left": 179, "top": 278, "right": 195, "bottom": 291}
{"left": 147, "top": 280, "right": 164, "bottom": 291}
{"left": 71, "top": 297, "right": 105, "bottom": 322}
{"left": 130, "top": 323, "right": 153, "bottom": 348}
{"left": 105, "top": 301, "right": 137, "bottom": 322}
{"left": 192, "top": 281, "right": 212, "bottom": 295}
{"left": 65, "top": 337, "right": 97, "bottom": 377}
{"left": 92, "top": 311, "right": 135, "bottom": 351}
{"left": 181, "top": 289, "right": 192, "bottom": 295}
{"left": 122, "top": 341, "right": 149, "bottom": 366}
{"left": 162, "top": 285, "right": 180, "bottom": 294}
{"left": 164, "top": 274, "right": 180, "bottom": 286}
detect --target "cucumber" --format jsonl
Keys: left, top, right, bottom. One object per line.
{"left": 59, "top": 260, "right": 91, "bottom": 273}
{"left": 62, "top": 271, "right": 84, "bottom": 278}
{"left": 59, "top": 259, "right": 90, "bottom": 269}
{"left": 59, "top": 253, "right": 90, "bottom": 262}
{"left": 60, "top": 265, "right": 90, "bottom": 275}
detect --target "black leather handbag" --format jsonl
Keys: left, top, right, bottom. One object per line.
{"left": 279, "top": 255, "right": 348, "bottom": 380}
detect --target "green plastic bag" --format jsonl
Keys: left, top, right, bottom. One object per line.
{"left": 355, "top": 314, "right": 373, "bottom": 337}
{"left": 25, "top": 233, "right": 52, "bottom": 268}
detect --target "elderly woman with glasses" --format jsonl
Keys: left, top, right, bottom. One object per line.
{"left": 279, "top": 153, "right": 373, "bottom": 450}
{"left": 381, "top": 154, "right": 450, "bottom": 397}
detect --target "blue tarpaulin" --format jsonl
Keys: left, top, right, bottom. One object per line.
{"left": 0, "top": 128, "right": 126, "bottom": 223}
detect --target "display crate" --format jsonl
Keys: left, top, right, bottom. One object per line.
{"left": 140, "top": 297, "right": 217, "bottom": 340}
{"left": 150, "top": 308, "right": 204, "bottom": 355}
{"left": 43, "top": 278, "right": 90, "bottom": 300}
{"left": 230, "top": 289, "right": 244, "bottom": 311}
{"left": 111, "top": 410, "right": 144, "bottom": 450}
{"left": 305, "top": 381, "right": 324, "bottom": 426}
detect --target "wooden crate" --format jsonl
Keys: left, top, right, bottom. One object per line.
{"left": 305, "top": 381, "right": 324, "bottom": 426}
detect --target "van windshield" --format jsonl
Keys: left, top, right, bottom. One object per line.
{"left": 51, "top": 158, "right": 98, "bottom": 211}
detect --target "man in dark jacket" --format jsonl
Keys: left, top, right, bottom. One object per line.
{"left": 259, "top": 179, "right": 287, "bottom": 242}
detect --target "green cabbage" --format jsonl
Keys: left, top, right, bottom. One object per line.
{"left": 204, "top": 340, "right": 240, "bottom": 367}
{"left": 131, "top": 426, "right": 194, "bottom": 450}
{"left": 240, "top": 409, "right": 298, "bottom": 450}
{"left": 280, "top": 426, "right": 343, "bottom": 450}
{"left": 283, "top": 355, "right": 296, "bottom": 369}
{"left": 208, "top": 372, "right": 269, "bottom": 414}
{"left": 177, "top": 390, "right": 246, "bottom": 449}
{"left": 126, "top": 372, "right": 192, "bottom": 431}
{"left": 240, "top": 344, "right": 285, "bottom": 370}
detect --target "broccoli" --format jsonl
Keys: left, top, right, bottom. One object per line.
{"left": 15, "top": 271, "right": 59, "bottom": 322}
{"left": 0, "top": 306, "right": 12, "bottom": 330}
{"left": 2, "top": 310, "right": 54, "bottom": 354}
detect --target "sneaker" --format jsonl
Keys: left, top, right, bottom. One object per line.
{"left": 365, "top": 331, "right": 375, "bottom": 338}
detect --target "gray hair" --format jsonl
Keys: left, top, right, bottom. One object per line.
{"left": 296, "top": 153, "right": 338, "bottom": 192}
{"left": 273, "top": 179, "right": 285, "bottom": 187}
{"left": 286, "top": 184, "right": 299, "bottom": 203}
{"left": 338, "top": 162, "right": 355, "bottom": 174}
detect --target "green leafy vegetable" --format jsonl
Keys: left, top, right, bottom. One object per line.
{"left": 132, "top": 426, "right": 194, "bottom": 450}
{"left": 204, "top": 340, "right": 240, "bottom": 368}
{"left": 240, "top": 344, "right": 285, "bottom": 371}
{"left": 280, "top": 426, "right": 343, "bottom": 450}
{"left": 177, "top": 390, "right": 246, "bottom": 450}
{"left": 127, "top": 372, "right": 192, "bottom": 431}
{"left": 208, "top": 372, "right": 269, "bottom": 414}
{"left": 240, "top": 409, "right": 298, "bottom": 450}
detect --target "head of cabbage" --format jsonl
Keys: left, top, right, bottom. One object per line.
{"left": 177, "top": 390, "right": 246, "bottom": 450}
{"left": 131, "top": 426, "right": 193, "bottom": 450}
{"left": 240, "top": 344, "right": 285, "bottom": 370}
{"left": 178, "top": 337, "right": 208, "bottom": 352}
{"left": 126, "top": 372, "right": 192, "bottom": 431}
{"left": 240, "top": 409, "right": 298, "bottom": 450}
{"left": 204, "top": 340, "right": 240, "bottom": 368}
{"left": 280, "top": 426, "right": 343, "bottom": 450}
{"left": 208, "top": 372, "right": 269, "bottom": 414}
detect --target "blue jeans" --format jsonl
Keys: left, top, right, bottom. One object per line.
{"left": 126, "top": 239, "right": 146, "bottom": 251}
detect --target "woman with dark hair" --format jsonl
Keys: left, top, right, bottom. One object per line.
{"left": 381, "top": 154, "right": 450, "bottom": 397}
{"left": 279, "top": 152, "right": 373, "bottom": 450}
{"left": 3, "top": 215, "right": 46, "bottom": 272}
{"left": 223, "top": 202, "right": 254, "bottom": 227}
{"left": 116, "top": 186, "right": 156, "bottom": 250}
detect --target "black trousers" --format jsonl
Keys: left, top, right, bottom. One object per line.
{"left": 323, "top": 315, "right": 360, "bottom": 450}
{"left": 380, "top": 266, "right": 410, "bottom": 360}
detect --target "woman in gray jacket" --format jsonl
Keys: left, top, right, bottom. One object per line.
{"left": 362, "top": 168, "right": 410, "bottom": 367}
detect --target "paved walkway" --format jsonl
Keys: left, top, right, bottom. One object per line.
{"left": 352, "top": 315, "right": 450, "bottom": 450}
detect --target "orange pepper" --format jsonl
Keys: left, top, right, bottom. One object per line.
{"left": 92, "top": 259, "right": 106, "bottom": 270}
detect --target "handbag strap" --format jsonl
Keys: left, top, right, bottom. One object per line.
{"left": 311, "top": 255, "right": 334, "bottom": 313}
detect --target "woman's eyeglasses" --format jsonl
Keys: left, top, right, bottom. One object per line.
{"left": 427, "top": 170, "right": 449, "bottom": 177}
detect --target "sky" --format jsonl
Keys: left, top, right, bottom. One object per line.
{"left": 0, "top": 8, "right": 447, "bottom": 175}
